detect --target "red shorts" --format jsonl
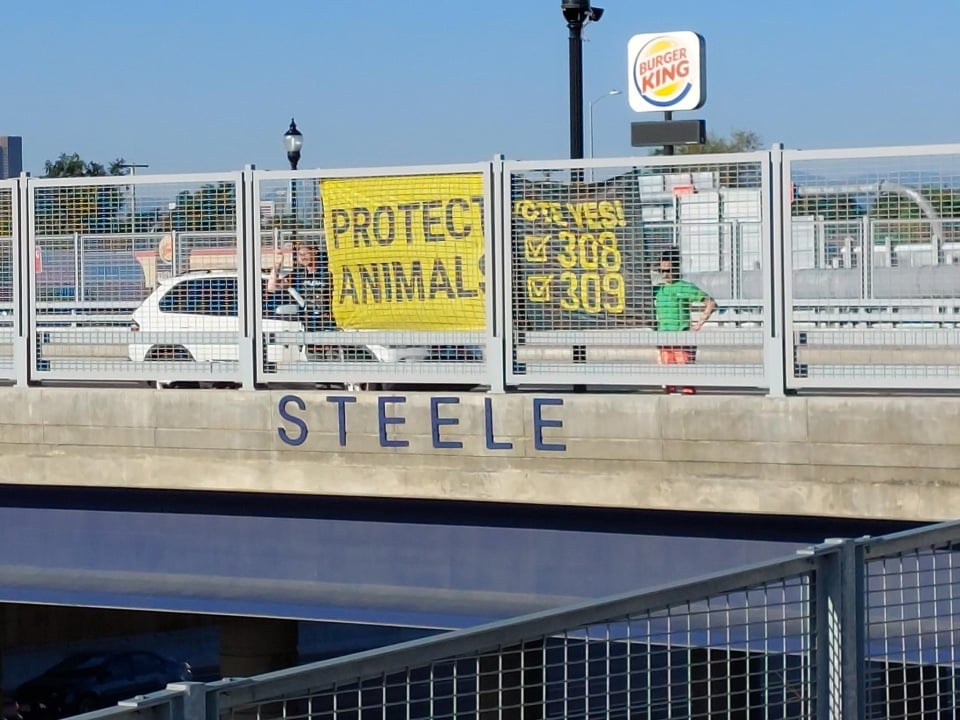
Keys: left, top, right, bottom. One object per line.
{"left": 658, "top": 346, "right": 697, "bottom": 365}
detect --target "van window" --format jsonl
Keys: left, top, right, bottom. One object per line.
{"left": 159, "top": 277, "right": 238, "bottom": 316}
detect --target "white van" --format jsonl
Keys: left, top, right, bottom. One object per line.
{"left": 128, "top": 270, "right": 429, "bottom": 372}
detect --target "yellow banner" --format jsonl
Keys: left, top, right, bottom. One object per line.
{"left": 321, "top": 173, "right": 486, "bottom": 330}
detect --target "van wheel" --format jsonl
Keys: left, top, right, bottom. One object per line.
{"left": 145, "top": 346, "right": 192, "bottom": 389}
{"left": 344, "top": 382, "right": 381, "bottom": 391}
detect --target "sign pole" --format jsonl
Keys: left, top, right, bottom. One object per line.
{"left": 662, "top": 111, "right": 674, "bottom": 156}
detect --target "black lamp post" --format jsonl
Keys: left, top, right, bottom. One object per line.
{"left": 561, "top": 2, "right": 602, "bottom": 391}
{"left": 561, "top": 1, "right": 603, "bottom": 164}
{"left": 283, "top": 118, "right": 303, "bottom": 170}
{"left": 283, "top": 119, "right": 304, "bottom": 233}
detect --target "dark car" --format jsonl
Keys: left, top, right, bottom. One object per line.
{"left": 14, "top": 651, "right": 191, "bottom": 719}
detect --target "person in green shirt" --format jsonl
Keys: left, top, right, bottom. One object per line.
{"left": 654, "top": 251, "right": 716, "bottom": 393}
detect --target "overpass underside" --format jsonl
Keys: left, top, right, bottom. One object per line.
{"left": 53, "top": 520, "right": 960, "bottom": 720}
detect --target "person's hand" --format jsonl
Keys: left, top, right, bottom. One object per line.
{"left": 692, "top": 320, "right": 703, "bottom": 332}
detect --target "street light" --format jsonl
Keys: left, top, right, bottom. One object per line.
{"left": 118, "top": 162, "right": 149, "bottom": 233}
{"left": 283, "top": 118, "right": 303, "bottom": 170}
{"left": 588, "top": 89, "right": 621, "bottom": 160}
{"left": 282, "top": 119, "right": 304, "bottom": 236}
{"left": 560, "top": 0, "right": 604, "bottom": 164}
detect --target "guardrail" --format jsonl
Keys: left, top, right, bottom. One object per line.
{"left": 2, "top": 144, "right": 960, "bottom": 393}
{"left": 61, "top": 519, "right": 960, "bottom": 720}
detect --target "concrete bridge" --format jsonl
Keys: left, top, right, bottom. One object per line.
{"left": 2, "top": 387, "right": 953, "bottom": 522}
{"left": 0, "top": 385, "right": 947, "bottom": 683}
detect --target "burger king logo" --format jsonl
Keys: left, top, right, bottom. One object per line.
{"left": 634, "top": 37, "right": 691, "bottom": 107}
{"left": 627, "top": 31, "right": 705, "bottom": 113}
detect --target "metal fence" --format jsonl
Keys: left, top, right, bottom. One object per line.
{"left": 504, "top": 153, "right": 772, "bottom": 389}
{"left": 0, "top": 180, "right": 16, "bottom": 380}
{"left": 784, "top": 145, "right": 960, "bottom": 391}
{"left": 860, "top": 523, "right": 960, "bottom": 718}
{"left": 27, "top": 173, "right": 245, "bottom": 385}
{"left": 250, "top": 164, "right": 501, "bottom": 390}
{"left": 63, "top": 520, "right": 960, "bottom": 720}
{"left": 5, "top": 143, "right": 960, "bottom": 392}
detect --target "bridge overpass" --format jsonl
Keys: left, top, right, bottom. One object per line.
{"left": 1, "top": 387, "right": 953, "bottom": 522}
{"left": 0, "top": 385, "right": 942, "bottom": 684}
{"left": 1, "top": 143, "right": 959, "bottom": 691}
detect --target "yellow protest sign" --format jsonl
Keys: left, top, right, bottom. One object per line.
{"left": 321, "top": 173, "right": 486, "bottom": 330}
{"left": 513, "top": 198, "right": 628, "bottom": 317}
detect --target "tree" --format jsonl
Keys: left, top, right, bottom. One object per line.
{"left": 649, "top": 129, "right": 765, "bottom": 189}
{"left": 42, "top": 153, "right": 129, "bottom": 178}
{"left": 170, "top": 182, "right": 237, "bottom": 232}
{"left": 652, "top": 129, "right": 764, "bottom": 156}
{"left": 35, "top": 154, "right": 130, "bottom": 235}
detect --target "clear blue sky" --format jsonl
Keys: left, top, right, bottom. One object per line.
{"left": 3, "top": 0, "right": 956, "bottom": 175}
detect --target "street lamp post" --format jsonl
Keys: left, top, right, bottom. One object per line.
{"left": 588, "top": 89, "right": 621, "bottom": 160}
{"left": 282, "top": 119, "right": 304, "bottom": 237}
{"left": 561, "top": 1, "right": 603, "bottom": 395}
{"left": 283, "top": 118, "right": 303, "bottom": 170}
{"left": 560, "top": 0, "right": 604, "bottom": 172}
{"left": 119, "top": 162, "right": 149, "bottom": 232}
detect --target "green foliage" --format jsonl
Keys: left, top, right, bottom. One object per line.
{"left": 647, "top": 129, "right": 765, "bottom": 189}
{"left": 42, "top": 153, "right": 129, "bottom": 178}
{"left": 652, "top": 129, "right": 764, "bottom": 156}
{"left": 36, "top": 156, "right": 236, "bottom": 235}
{"left": 36, "top": 153, "right": 130, "bottom": 235}
{"left": 170, "top": 182, "right": 236, "bottom": 231}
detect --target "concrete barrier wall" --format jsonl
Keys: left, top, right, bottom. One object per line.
{"left": 0, "top": 388, "right": 955, "bottom": 522}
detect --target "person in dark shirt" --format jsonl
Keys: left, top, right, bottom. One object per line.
{"left": 267, "top": 242, "right": 334, "bottom": 330}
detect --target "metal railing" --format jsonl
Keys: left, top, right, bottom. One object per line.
{"left": 250, "top": 164, "right": 502, "bottom": 390}
{"left": 4, "top": 143, "right": 960, "bottom": 393}
{"left": 63, "top": 520, "right": 960, "bottom": 720}
{"left": 504, "top": 153, "right": 774, "bottom": 390}
{"left": 784, "top": 145, "right": 960, "bottom": 390}
{"left": 0, "top": 179, "right": 16, "bottom": 376}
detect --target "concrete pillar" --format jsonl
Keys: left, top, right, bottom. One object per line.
{"left": 219, "top": 618, "right": 298, "bottom": 678}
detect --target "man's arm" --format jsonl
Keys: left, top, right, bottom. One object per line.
{"left": 692, "top": 295, "right": 716, "bottom": 331}
{"left": 266, "top": 254, "right": 290, "bottom": 293}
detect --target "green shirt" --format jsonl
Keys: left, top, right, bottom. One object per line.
{"left": 655, "top": 280, "right": 707, "bottom": 331}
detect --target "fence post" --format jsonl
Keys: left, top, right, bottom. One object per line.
{"left": 841, "top": 538, "right": 866, "bottom": 719}
{"left": 765, "top": 145, "right": 787, "bottom": 397}
{"left": 812, "top": 537, "right": 864, "bottom": 719}
{"left": 811, "top": 540, "right": 842, "bottom": 719}
{"left": 861, "top": 215, "right": 874, "bottom": 299}
{"left": 167, "top": 682, "right": 208, "bottom": 720}
{"left": 488, "top": 155, "right": 506, "bottom": 393}
{"left": 238, "top": 166, "right": 257, "bottom": 391}
{"left": 14, "top": 174, "right": 29, "bottom": 387}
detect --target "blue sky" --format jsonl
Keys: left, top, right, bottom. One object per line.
{"left": 3, "top": 0, "right": 957, "bottom": 175}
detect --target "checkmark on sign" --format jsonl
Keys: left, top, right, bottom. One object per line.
{"left": 524, "top": 234, "right": 550, "bottom": 263}
{"left": 527, "top": 275, "right": 553, "bottom": 302}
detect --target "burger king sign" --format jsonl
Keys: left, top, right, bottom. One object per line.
{"left": 627, "top": 31, "right": 706, "bottom": 113}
